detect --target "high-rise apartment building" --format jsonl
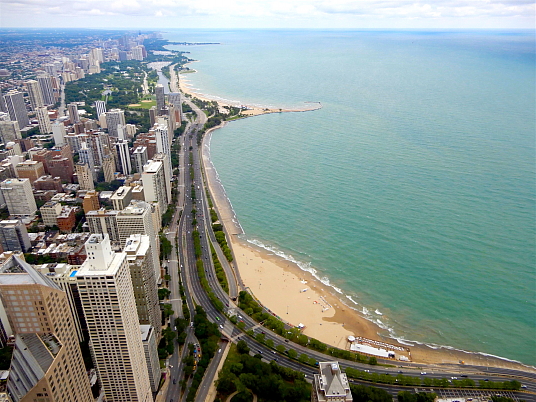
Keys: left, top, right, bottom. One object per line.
{"left": 76, "top": 163, "right": 94, "bottom": 191}
{"left": 116, "top": 200, "right": 160, "bottom": 283}
{"left": 94, "top": 100, "right": 106, "bottom": 118}
{"left": 75, "top": 234, "right": 152, "bottom": 402}
{"left": 37, "top": 74, "right": 55, "bottom": 105}
{"left": 25, "top": 80, "right": 44, "bottom": 111}
{"left": 141, "top": 160, "right": 168, "bottom": 207}
{"left": 155, "top": 84, "right": 165, "bottom": 115}
{"left": 123, "top": 234, "right": 160, "bottom": 336}
{"left": 0, "top": 120, "right": 21, "bottom": 143}
{"left": 154, "top": 122, "right": 170, "bottom": 162}
{"left": 133, "top": 146, "right": 148, "bottom": 174}
{"left": 0, "top": 255, "right": 94, "bottom": 402}
{"left": 83, "top": 190, "right": 100, "bottom": 214}
{"left": 40, "top": 201, "right": 62, "bottom": 227}
{"left": 0, "top": 220, "right": 31, "bottom": 252}
{"left": 0, "top": 178, "right": 37, "bottom": 216}
{"left": 105, "top": 109, "right": 126, "bottom": 138}
{"left": 86, "top": 208, "right": 119, "bottom": 242}
{"left": 36, "top": 106, "right": 52, "bottom": 134}
{"left": 115, "top": 139, "right": 132, "bottom": 175}
{"left": 79, "top": 142, "right": 96, "bottom": 181}
{"left": 51, "top": 122, "right": 66, "bottom": 146}
{"left": 67, "top": 103, "right": 80, "bottom": 124}
{"left": 102, "top": 153, "right": 116, "bottom": 182}
{"left": 152, "top": 152, "right": 172, "bottom": 202}
{"left": 3, "top": 91, "right": 29, "bottom": 129}
{"left": 140, "top": 325, "right": 160, "bottom": 392}
{"left": 111, "top": 186, "right": 133, "bottom": 211}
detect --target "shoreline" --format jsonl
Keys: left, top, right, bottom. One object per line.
{"left": 188, "top": 71, "right": 535, "bottom": 372}
{"left": 179, "top": 67, "right": 322, "bottom": 117}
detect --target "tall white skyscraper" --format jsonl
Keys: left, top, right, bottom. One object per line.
{"left": 76, "top": 234, "right": 152, "bottom": 402}
{"left": 115, "top": 139, "right": 132, "bottom": 175}
{"left": 0, "top": 178, "right": 37, "bottom": 216}
{"left": 133, "top": 146, "right": 148, "bottom": 174}
{"left": 3, "top": 91, "right": 29, "bottom": 128}
{"left": 105, "top": 109, "right": 126, "bottom": 137}
{"left": 25, "top": 80, "right": 44, "bottom": 111}
{"left": 36, "top": 106, "right": 52, "bottom": 134}
{"left": 117, "top": 200, "right": 160, "bottom": 283}
{"left": 52, "top": 122, "right": 66, "bottom": 145}
{"left": 142, "top": 160, "right": 168, "bottom": 207}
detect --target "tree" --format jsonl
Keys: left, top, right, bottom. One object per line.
{"left": 158, "top": 288, "right": 171, "bottom": 300}
{"left": 287, "top": 349, "right": 297, "bottom": 359}
{"left": 237, "top": 340, "right": 250, "bottom": 355}
{"left": 351, "top": 384, "right": 392, "bottom": 402}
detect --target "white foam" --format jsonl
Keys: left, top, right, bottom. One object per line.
{"left": 346, "top": 295, "right": 359, "bottom": 305}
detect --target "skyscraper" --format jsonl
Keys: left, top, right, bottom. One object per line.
{"left": 0, "top": 220, "right": 31, "bottom": 252}
{"left": 68, "top": 103, "right": 80, "bottom": 124}
{"left": 0, "top": 120, "right": 21, "bottom": 143}
{"left": 123, "top": 234, "right": 160, "bottom": 337}
{"left": 3, "top": 91, "right": 29, "bottom": 129}
{"left": 75, "top": 163, "right": 94, "bottom": 191}
{"left": 115, "top": 139, "right": 132, "bottom": 175}
{"left": 94, "top": 100, "right": 106, "bottom": 118}
{"left": 117, "top": 200, "right": 160, "bottom": 283}
{"left": 36, "top": 106, "right": 52, "bottom": 134}
{"left": 37, "top": 74, "right": 55, "bottom": 105}
{"left": 133, "top": 146, "right": 148, "bottom": 174}
{"left": 141, "top": 160, "right": 168, "bottom": 207}
{"left": 79, "top": 142, "right": 96, "bottom": 181}
{"left": 51, "top": 122, "right": 66, "bottom": 146}
{"left": 0, "top": 255, "right": 94, "bottom": 402}
{"left": 0, "top": 178, "right": 37, "bottom": 216}
{"left": 25, "top": 80, "right": 44, "bottom": 111}
{"left": 105, "top": 109, "right": 126, "bottom": 138}
{"left": 155, "top": 84, "right": 165, "bottom": 116}
{"left": 76, "top": 234, "right": 152, "bottom": 402}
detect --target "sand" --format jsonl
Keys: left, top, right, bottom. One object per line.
{"left": 178, "top": 67, "right": 321, "bottom": 117}
{"left": 192, "top": 71, "right": 535, "bottom": 372}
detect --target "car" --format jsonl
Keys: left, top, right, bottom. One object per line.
{"left": 219, "top": 324, "right": 223, "bottom": 329}
{"left": 216, "top": 317, "right": 220, "bottom": 320}
{"left": 521, "top": 385, "right": 527, "bottom": 389}
{"left": 398, "top": 370, "right": 403, "bottom": 373}
{"left": 420, "top": 372, "right": 427, "bottom": 375}
{"left": 364, "top": 370, "right": 370, "bottom": 373}
{"left": 484, "top": 379, "right": 489, "bottom": 382}
{"left": 173, "top": 379, "right": 176, "bottom": 385}
{"left": 460, "top": 375, "right": 468, "bottom": 378}
{"left": 284, "top": 339, "right": 289, "bottom": 342}
{"left": 451, "top": 377, "right": 458, "bottom": 380}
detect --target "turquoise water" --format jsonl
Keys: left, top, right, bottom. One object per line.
{"left": 166, "top": 30, "right": 535, "bottom": 365}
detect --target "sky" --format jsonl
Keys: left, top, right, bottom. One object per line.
{"left": 0, "top": 0, "right": 534, "bottom": 29}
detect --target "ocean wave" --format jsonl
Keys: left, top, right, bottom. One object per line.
{"left": 346, "top": 295, "right": 359, "bottom": 305}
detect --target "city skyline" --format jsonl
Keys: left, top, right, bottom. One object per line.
{"left": 0, "top": 0, "right": 534, "bottom": 29}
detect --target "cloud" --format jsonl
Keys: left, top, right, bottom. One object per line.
{"left": 1, "top": 0, "right": 534, "bottom": 27}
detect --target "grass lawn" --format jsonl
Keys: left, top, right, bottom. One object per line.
{"left": 128, "top": 99, "right": 156, "bottom": 109}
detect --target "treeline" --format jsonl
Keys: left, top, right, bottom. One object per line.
{"left": 184, "top": 306, "right": 221, "bottom": 402}
{"left": 345, "top": 368, "right": 522, "bottom": 391}
{"left": 215, "top": 341, "right": 311, "bottom": 402}
{"left": 212, "top": 224, "right": 233, "bottom": 262}
{"left": 210, "top": 243, "right": 229, "bottom": 294}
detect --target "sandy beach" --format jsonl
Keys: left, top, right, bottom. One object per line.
{"left": 191, "top": 70, "right": 535, "bottom": 372}
{"left": 179, "top": 68, "right": 321, "bottom": 117}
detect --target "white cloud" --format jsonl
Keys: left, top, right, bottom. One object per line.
{"left": 0, "top": 0, "right": 534, "bottom": 27}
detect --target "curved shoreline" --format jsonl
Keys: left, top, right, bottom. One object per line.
{"left": 184, "top": 68, "right": 535, "bottom": 372}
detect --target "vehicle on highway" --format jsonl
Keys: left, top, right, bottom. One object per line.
{"left": 421, "top": 372, "right": 427, "bottom": 375}
{"left": 173, "top": 379, "right": 176, "bottom": 385}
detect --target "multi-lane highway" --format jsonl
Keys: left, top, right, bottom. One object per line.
{"left": 163, "top": 91, "right": 536, "bottom": 402}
